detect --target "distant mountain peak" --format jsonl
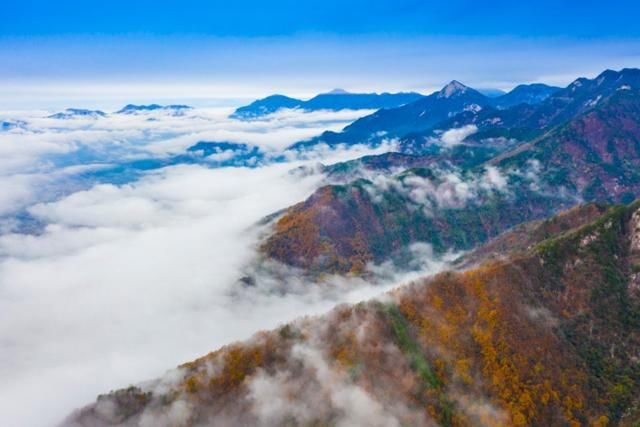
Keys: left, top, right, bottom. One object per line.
{"left": 439, "top": 80, "right": 470, "bottom": 98}
{"left": 47, "top": 108, "right": 107, "bottom": 119}
{"left": 325, "top": 88, "right": 350, "bottom": 95}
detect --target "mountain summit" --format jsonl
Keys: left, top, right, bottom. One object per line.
{"left": 325, "top": 88, "right": 350, "bottom": 94}
{"left": 437, "top": 80, "right": 470, "bottom": 98}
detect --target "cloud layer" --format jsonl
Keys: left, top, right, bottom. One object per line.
{"left": 0, "top": 107, "right": 370, "bottom": 224}
{"left": 0, "top": 107, "right": 443, "bottom": 426}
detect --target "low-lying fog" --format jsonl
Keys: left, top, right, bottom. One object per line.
{"left": 0, "top": 106, "right": 451, "bottom": 426}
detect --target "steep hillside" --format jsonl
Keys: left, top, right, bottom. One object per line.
{"left": 262, "top": 87, "right": 640, "bottom": 273}
{"left": 448, "top": 69, "right": 639, "bottom": 135}
{"left": 322, "top": 138, "right": 520, "bottom": 182}
{"left": 65, "top": 202, "right": 640, "bottom": 426}
{"left": 262, "top": 168, "right": 569, "bottom": 274}
{"left": 493, "top": 87, "right": 640, "bottom": 202}
{"left": 290, "top": 69, "right": 640, "bottom": 152}
{"left": 458, "top": 202, "right": 610, "bottom": 267}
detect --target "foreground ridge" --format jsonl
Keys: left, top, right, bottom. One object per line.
{"left": 65, "top": 201, "right": 640, "bottom": 426}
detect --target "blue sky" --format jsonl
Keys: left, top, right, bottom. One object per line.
{"left": 2, "top": 0, "right": 640, "bottom": 108}
{"left": 5, "top": 0, "right": 640, "bottom": 38}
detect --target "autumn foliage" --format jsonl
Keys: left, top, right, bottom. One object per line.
{"left": 71, "top": 203, "right": 640, "bottom": 426}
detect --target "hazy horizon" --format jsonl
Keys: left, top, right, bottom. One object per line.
{"left": 3, "top": 1, "right": 640, "bottom": 109}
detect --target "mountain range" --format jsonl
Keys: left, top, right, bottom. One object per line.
{"left": 265, "top": 69, "right": 640, "bottom": 273}
{"left": 231, "top": 90, "right": 424, "bottom": 119}
{"left": 233, "top": 84, "right": 561, "bottom": 122}
{"left": 289, "top": 81, "right": 560, "bottom": 150}
{"left": 63, "top": 68, "right": 640, "bottom": 427}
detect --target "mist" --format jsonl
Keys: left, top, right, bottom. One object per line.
{"left": 0, "top": 107, "right": 449, "bottom": 427}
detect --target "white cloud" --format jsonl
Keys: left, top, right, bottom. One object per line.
{"left": 439, "top": 124, "right": 478, "bottom": 147}
{"left": 0, "top": 107, "right": 374, "bottom": 223}
{"left": 0, "top": 108, "right": 449, "bottom": 427}
{"left": 0, "top": 163, "right": 318, "bottom": 426}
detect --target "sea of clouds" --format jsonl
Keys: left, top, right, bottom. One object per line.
{"left": 0, "top": 106, "right": 454, "bottom": 427}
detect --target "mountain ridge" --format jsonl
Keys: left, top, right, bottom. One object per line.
{"left": 291, "top": 69, "right": 635, "bottom": 152}
{"left": 231, "top": 91, "right": 424, "bottom": 119}
{"left": 59, "top": 67, "right": 640, "bottom": 427}
{"left": 64, "top": 200, "right": 640, "bottom": 426}
{"left": 263, "top": 81, "right": 640, "bottom": 273}
{"left": 289, "top": 81, "right": 562, "bottom": 150}
{"left": 232, "top": 81, "right": 560, "bottom": 123}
